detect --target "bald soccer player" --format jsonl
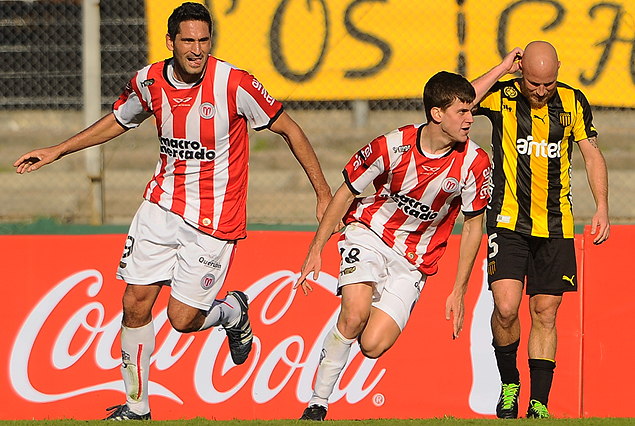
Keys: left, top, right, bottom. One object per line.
{"left": 471, "top": 41, "right": 610, "bottom": 418}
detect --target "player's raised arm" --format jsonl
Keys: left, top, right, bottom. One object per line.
{"left": 471, "top": 47, "right": 523, "bottom": 104}
{"left": 14, "top": 112, "right": 127, "bottom": 174}
{"left": 295, "top": 183, "right": 356, "bottom": 296}
{"left": 445, "top": 211, "right": 485, "bottom": 339}
{"left": 269, "top": 111, "right": 333, "bottom": 222}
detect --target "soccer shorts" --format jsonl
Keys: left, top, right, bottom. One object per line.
{"left": 486, "top": 226, "right": 577, "bottom": 295}
{"left": 337, "top": 222, "right": 425, "bottom": 331}
{"left": 116, "top": 200, "right": 237, "bottom": 310}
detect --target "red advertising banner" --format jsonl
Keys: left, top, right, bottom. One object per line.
{"left": 0, "top": 228, "right": 626, "bottom": 420}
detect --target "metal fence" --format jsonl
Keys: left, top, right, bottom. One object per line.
{"left": 1, "top": 0, "right": 634, "bottom": 227}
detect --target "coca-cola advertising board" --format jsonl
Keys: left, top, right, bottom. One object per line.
{"left": 0, "top": 230, "right": 607, "bottom": 420}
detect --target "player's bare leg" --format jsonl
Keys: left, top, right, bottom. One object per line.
{"left": 358, "top": 307, "right": 401, "bottom": 359}
{"left": 526, "top": 293, "right": 561, "bottom": 417}
{"left": 490, "top": 279, "right": 523, "bottom": 418}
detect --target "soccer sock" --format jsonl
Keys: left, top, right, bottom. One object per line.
{"left": 198, "top": 294, "right": 240, "bottom": 331}
{"left": 529, "top": 358, "right": 556, "bottom": 405}
{"left": 493, "top": 339, "right": 521, "bottom": 384}
{"left": 120, "top": 321, "right": 155, "bottom": 415}
{"left": 309, "top": 325, "right": 356, "bottom": 408}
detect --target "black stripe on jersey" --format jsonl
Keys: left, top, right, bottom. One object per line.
{"left": 342, "top": 169, "right": 362, "bottom": 195}
{"left": 488, "top": 108, "right": 506, "bottom": 226}
{"left": 514, "top": 95, "right": 533, "bottom": 235}
{"left": 546, "top": 92, "right": 566, "bottom": 237}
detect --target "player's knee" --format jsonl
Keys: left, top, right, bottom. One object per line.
{"left": 338, "top": 312, "right": 367, "bottom": 337}
{"left": 493, "top": 303, "right": 519, "bottom": 325}
{"left": 359, "top": 339, "right": 389, "bottom": 359}
{"left": 167, "top": 315, "right": 198, "bottom": 333}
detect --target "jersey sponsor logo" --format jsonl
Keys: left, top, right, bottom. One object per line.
{"left": 502, "top": 103, "right": 513, "bottom": 112}
{"left": 340, "top": 266, "right": 356, "bottom": 276}
{"left": 503, "top": 86, "right": 518, "bottom": 98}
{"left": 559, "top": 112, "right": 572, "bottom": 127}
{"left": 159, "top": 137, "right": 216, "bottom": 161}
{"left": 199, "top": 256, "right": 221, "bottom": 270}
{"left": 353, "top": 145, "right": 373, "bottom": 170}
{"left": 533, "top": 114, "right": 547, "bottom": 124}
{"left": 140, "top": 78, "right": 154, "bottom": 88}
{"left": 496, "top": 214, "right": 511, "bottom": 224}
{"left": 516, "top": 135, "right": 562, "bottom": 158}
{"left": 200, "top": 273, "right": 215, "bottom": 290}
{"left": 199, "top": 102, "right": 215, "bottom": 119}
{"left": 392, "top": 145, "right": 411, "bottom": 154}
{"left": 251, "top": 78, "right": 276, "bottom": 106}
{"left": 442, "top": 177, "right": 459, "bottom": 193}
{"left": 390, "top": 194, "right": 438, "bottom": 221}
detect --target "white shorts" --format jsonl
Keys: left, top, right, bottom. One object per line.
{"left": 337, "top": 222, "right": 425, "bottom": 330}
{"left": 116, "top": 200, "right": 236, "bottom": 310}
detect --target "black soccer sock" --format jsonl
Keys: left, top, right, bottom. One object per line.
{"left": 493, "top": 339, "right": 520, "bottom": 384}
{"left": 529, "top": 358, "right": 556, "bottom": 405}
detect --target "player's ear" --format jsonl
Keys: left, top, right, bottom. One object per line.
{"left": 166, "top": 33, "right": 174, "bottom": 52}
{"left": 431, "top": 106, "right": 443, "bottom": 123}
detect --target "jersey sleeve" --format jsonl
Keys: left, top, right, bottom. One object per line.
{"left": 112, "top": 77, "right": 152, "bottom": 129}
{"left": 460, "top": 147, "right": 491, "bottom": 215}
{"left": 572, "top": 89, "right": 598, "bottom": 142}
{"left": 236, "top": 72, "right": 283, "bottom": 131}
{"left": 342, "top": 135, "right": 389, "bottom": 195}
{"left": 474, "top": 81, "right": 506, "bottom": 119}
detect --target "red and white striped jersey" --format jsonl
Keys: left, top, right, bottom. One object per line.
{"left": 342, "top": 124, "right": 491, "bottom": 275}
{"left": 113, "top": 56, "right": 283, "bottom": 240}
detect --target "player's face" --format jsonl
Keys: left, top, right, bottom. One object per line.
{"left": 439, "top": 100, "right": 474, "bottom": 143}
{"left": 519, "top": 66, "right": 558, "bottom": 109}
{"left": 167, "top": 20, "right": 212, "bottom": 84}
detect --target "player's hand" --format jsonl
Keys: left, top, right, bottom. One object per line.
{"left": 590, "top": 210, "right": 610, "bottom": 245}
{"left": 14, "top": 146, "right": 61, "bottom": 174}
{"left": 502, "top": 47, "right": 523, "bottom": 74}
{"left": 294, "top": 250, "right": 322, "bottom": 296}
{"left": 445, "top": 291, "right": 466, "bottom": 339}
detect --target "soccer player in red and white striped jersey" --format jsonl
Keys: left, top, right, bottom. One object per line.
{"left": 295, "top": 71, "right": 490, "bottom": 421}
{"left": 14, "top": 2, "right": 332, "bottom": 420}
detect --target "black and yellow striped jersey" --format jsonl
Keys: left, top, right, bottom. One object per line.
{"left": 475, "top": 79, "right": 597, "bottom": 238}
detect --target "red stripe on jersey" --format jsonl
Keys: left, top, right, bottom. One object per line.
{"left": 197, "top": 59, "right": 218, "bottom": 228}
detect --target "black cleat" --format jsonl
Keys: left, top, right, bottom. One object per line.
{"left": 496, "top": 382, "right": 520, "bottom": 419}
{"left": 300, "top": 405, "right": 327, "bottom": 421}
{"left": 104, "top": 405, "right": 151, "bottom": 421}
{"left": 526, "top": 399, "right": 550, "bottom": 418}
{"left": 223, "top": 290, "right": 253, "bottom": 365}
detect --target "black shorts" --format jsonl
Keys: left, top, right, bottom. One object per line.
{"left": 486, "top": 227, "right": 577, "bottom": 295}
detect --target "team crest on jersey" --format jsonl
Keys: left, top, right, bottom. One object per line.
{"left": 559, "top": 112, "right": 572, "bottom": 127}
{"left": 442, "top": 177, "right": 459, "bottom": 192}
{"left": 503, "top": 86, "right": 518, "bottom": 99}
{"left": 200, "top": 102, "right": 215, "bottom": 119}
{"left": 200, "top": 273, "right": 215, "bottom": 290}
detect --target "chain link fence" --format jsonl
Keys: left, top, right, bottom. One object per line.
{"left": 1, "top": 0, "right": 634, "bottom": 227}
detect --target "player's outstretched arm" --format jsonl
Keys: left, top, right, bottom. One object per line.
{"left": 294, "top": 183, "right": 356, "bottom": 296}
{"left": 445, "top": 212, "right": 484, "bottom": 339}
{"left": 14, "top": 113, "right": 127, "bottom": 174}
{"left": 578, "top": 136, "right": 610, "bottom": 244}
{"left": 471, "top": 47, "right": 523, "bottom": 104}
{"left": 269, "top": 111, "right": 333, "bottom": 222}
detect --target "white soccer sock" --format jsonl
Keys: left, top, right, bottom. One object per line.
{"left": 120, "top": 321, "right": 154, "bottom": 415}
{"left": 198, "top": 295, "right": 240, "bottom": 331}
{"left": 309, "top": 325, "right": 355, "bottom": 408}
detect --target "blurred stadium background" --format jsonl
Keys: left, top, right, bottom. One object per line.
{"left": 1, "top": 0, "right": 634, "bottom": 227}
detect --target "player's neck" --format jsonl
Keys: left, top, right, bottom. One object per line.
{"left": 419, "top": 124, "right": 454, "bottom": 156}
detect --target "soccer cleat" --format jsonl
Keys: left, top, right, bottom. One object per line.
{"left": 496, "top": 382, "right": 520, "bottom": 419}
{"left": 223, "top": 290, "right": 253, "bottom": 365}
{"left": 527, "top": 399, "right": 550, "bottom": 418}
{"left": 300, "top": 405, "right": 327, "bottom": 421}
{"left": 104, "top": 404, "right": 151, "bottom": 421}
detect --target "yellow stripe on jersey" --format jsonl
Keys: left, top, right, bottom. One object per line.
{"left": 529, "top": 104, "right": 550, "bottom": 237}
{"left": 500, "top": 97, "right": 519, "bottom": 230}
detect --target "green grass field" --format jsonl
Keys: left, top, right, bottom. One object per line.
{"left": 1, "top": 418, "right": 634, "bottom": 426}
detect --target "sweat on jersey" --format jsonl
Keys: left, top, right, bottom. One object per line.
{"left": 113, "top": 56, "right": 283, "bottom": 240}
{"left": 342, "top": 124, "right": 491, "bottom": 276}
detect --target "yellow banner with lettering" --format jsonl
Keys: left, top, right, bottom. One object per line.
{"left": 146, "top": 0, "right": 635, "bottom": 107}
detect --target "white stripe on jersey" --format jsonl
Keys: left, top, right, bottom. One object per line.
{"left": 212, "top": 60, "right": 231, "bottom": 230}
{"left": 183, "top": 88, "right": 203, "bottom": 222}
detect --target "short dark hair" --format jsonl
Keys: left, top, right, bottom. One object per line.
{"left": 423, "top": 71, "right": 475, "bottom": 122}
{"left": 167, "top": 2, "right": 212, "bottom": 40}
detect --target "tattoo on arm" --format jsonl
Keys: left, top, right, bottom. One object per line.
{"left": 588, "top": 136, "right": 599, "bottom": 149}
